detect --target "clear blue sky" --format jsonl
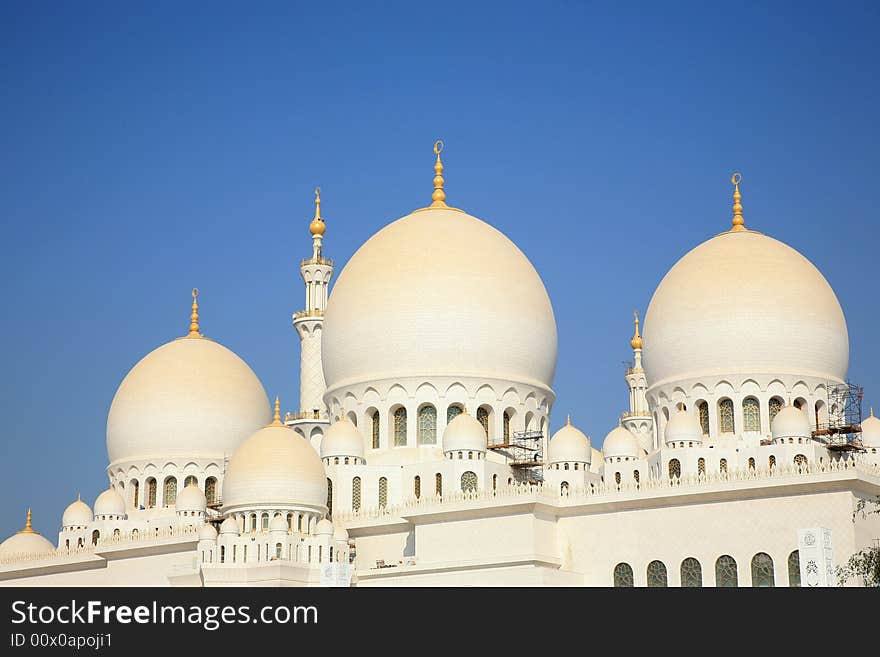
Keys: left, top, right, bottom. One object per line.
{"left": 1, "top": 1, "right": 878, "bottom": 538}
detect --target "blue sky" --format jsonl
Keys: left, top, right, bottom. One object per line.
{"left": 1, "top": 1, "right": 878, "bottom": 538}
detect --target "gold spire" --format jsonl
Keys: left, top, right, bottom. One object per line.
{"left": 185, "top": 288, "right": 204, "bottom": 338}
{"left": 870, "top": 407, "right": 875, "bottom": 418}
{"left": 309, "top": 186, "right": 326, "bottom": 236}
{"left": 631, "top": 310, "right": 643, "bottom": 350}
{"left": 730, "top": 172, "right": 746, "bottom": 232}
{"left": 430, "top": 140, "right": 448, "bottom": 208}
{"left": 567, "top": 414, "right": 571, "bottom": 426}
{"left": 17, "top": 508, "right": 36, "bottom": 534}
{"left": 270, "top": 396, "right": 283, "bottom": 426}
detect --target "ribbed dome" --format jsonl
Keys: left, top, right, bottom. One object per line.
{"left": 62, "top": 496, "right": 93, "bottom": 527}
{"left": 602, "top": 425, "right": 641, "bottom": 459}
{"left": 861, "top": 410, "right": 880, "bottom": 447}
{"left": 175, "top": 482, "right": 207, "bottom": 512}
{"left": 664, "top": 409, "right": 703, "bottom": 445}
{"left": 642, "top": 230, "right": 848, "bottom": 388}
{"left": 107, "top": 336, "right": 271, "bottom": 465}
{"left": 322, "top": 207, "right": 557, "bottom": 392}
{"left": 222, "top": 425, "right": 327, "bottom": 512}
{"left": 548, "top": 421, "right": 591, "bottom": 464}
{"left": 320, "top": 418, "right": 364, "bottom": 459}
{"left": 771, "top": 405, "right": 812, "bottom": 440}
{"left": 94, "top": 488, "right": 125, "bottom": 517}
{"left": 442, "top": 412, "right": 488, "bottom": 453}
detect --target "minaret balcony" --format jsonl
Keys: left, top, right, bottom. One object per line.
{"left": 294, "top": 309, "right": 325, "bottom": 320}
{"left": 301, "top": 256, "right": 333, "bottom": 267}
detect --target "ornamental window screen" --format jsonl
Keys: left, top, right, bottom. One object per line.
{"left": 418, "top": 405, "right": 437, "bottom": 445}
{"left": 719, "top": 399, "right": 735, "bottom": 433}
{"left": 561, "top": 481, "right": 569, "bottom": 494}
{"left": 147, "top": 478, "right": 157, "bottom": 508}
{"left": 163, "top": 477, "right": 177, "bottom": 506}
{"left": 414, "top": 476, "right": 421, "bottom": 499}
{"left": 743, "top": 397, "right": 761, "bottom": 432}
{"left": 788, "top": 550, "right": 801, "bottom": 587}
{"left": 435, "top": 473, "right": 443, "bottom": 496}
{"left": 477, "top": 407, "right": 490, "bottom": 439}
{"left": 668, "top": 459, "right": 681, "bottom": 479}
{"left": 715, "top": 555, "right": 738, "bottom": 587}
{"left": 205, "top": 477, "right": 217, "bottom": 504}
{"left": 680, "top": 557, "right": 703, "bottom": 587}
{"left": 794, "top": 454, "right": 808, "bottom": 469}
{"left": 698, "top": 458, "right": 706, "bottom": 476}
{"left": 769, "top": 455, "right": 777, "bottom": 469}
{"left": 327, "top": 479, "right": 333, "bottom": 517}
{"left": 492, "top": 474, "right": 497, "bottom": 490}
{"left": 613, "top": 562, "right": 634, "bottom": 587}
{"left": 720, "top": 458, "right": 728, "bottom": 474}
{"left": 751, "top": 552, "right": 775, "bottom": 587}
{"left": 748, "top": 457, "right": 756, "bottom": 470}
{"left": 769, "top": 398, "right": 783, "bottom": 423}
{"left": 352, "top": 477, "right": 361, "bottom": 511}
{"left": 461, "top": 471, "right": 478, "bottom": 492}
{"left": 378, "top": 477, "right": 388, "bottom": 507}
{"left": 614, "top": 472, "right": 621, "bottom": 485}
{"left": 503, "top": 411, "right": 511, "bottom": 441}
{"left": 447, "top": 404, "right": 463, "bottom": 424}
{"left": 633, "top": 470, "right": 640, "bottom": 485}
{"left": 393, "top": 408, "right": 407, "bottom": 446}
{"left": 371, "top": 411, "right": 380, "bottom": 449}
{"left": 132, "top": 480, "right": 140, "bottom": 508}
{"left": 697, "top": 401, "right": 710, "bottom": 435}
{"left": 646, "top": 560, "right": 668, "bottom": 587}
{"left": 184, "top": 475, "right": 197, "bottom": 488}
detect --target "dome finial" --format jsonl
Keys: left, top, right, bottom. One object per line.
{"left": 187, "top": 288, "right": 203, "bottom": 338}
{"left": 271, "top": 396, "right": 282, "bottom": 426}
{"left": 631, "top": 310, "right": 643, "bottom": 349}
{"left": 871, "top": 407, "right": 874, "bottom": 418}
{"left": 309, "top": 186, "right": 326, "bottom": 236}
{"left": 730, "top": 172, "right": 746, "bottom": 232}
{"left": 430, "top": 140, "right": 448, "bottom": 208}
{"left": 18, "top": 508, "right": 35, "bottom": 534}
{"left": 567, "top": 414, "right": 571, "bottom": 426}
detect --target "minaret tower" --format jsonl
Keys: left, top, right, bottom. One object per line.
{"left": 288, "top": 189, "right": 333, "bottom": 450}
{"left": 622, "top": 311, "right": 654, "bottom": 453}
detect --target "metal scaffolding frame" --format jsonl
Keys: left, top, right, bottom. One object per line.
{"left": 812, "top": 381, "right": 865, "bottom": 451}
{"left": 487, "top": 429, "right": 544, "bottom": 483}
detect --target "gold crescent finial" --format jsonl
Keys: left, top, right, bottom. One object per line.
{"left": 730, "top": 172, "right": 746, "bottom": 231}
{"left": 310, "top": 187, "right": 326, "bottom": 236}
{"left": 430, "top": 139, "right": 448, "bottom": 208}
{"left": 631, "top": 310, "right": 643, "bottom": 350}
{"left": 187, "top": 288, "right": 202, "bottom": 337}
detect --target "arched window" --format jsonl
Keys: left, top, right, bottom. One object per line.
{"left": 261, "top": 513, "right": 269, "bottom": 530}
{"left": 393, "top": 407, "right": 407, "bottom": 447}
{"left": 492, "top": 474, "right": 497, "bottom": 491}
{"left": 251, "top": 514, "right": 257, "bottom": 532}
{"left": 751, "top": 552, "right": 775, "bottom": 587}
{"left": 275, "top": 543, "right": 283, "bottom": 559}
{"left": 720, "top": 458, "right": 728, "bottom": 474}
{"left": 633, "top": 470, "right": 640, "bottom": 485}
{"left": 163, "top": 476, "right": 177, "bottom": 506}
{"left": 715, "top": 555, "right": 738, "bottom": 587}
{"left": 719, "top": 399, "right": 735, "bottom": 433}
{"left": 205, "top": 477, "right": 217, "bottom": 504}
{"left": 613, "top": 562, "right": 634, "bottom": 587}
{"left": 477, "top": 407, "right": 490, "bottom": 439}
{"left": 503, "top": 411, "right": 511, "bottom": 441}
{"left": 697, "top": 401, "right": 710, "bottom": 435}
{"left": 698, "top": 458, "right": 706, "bottom": 476}
{"left": 769, "top": 397, "right": 783, "bottom": 423}
{"left": 220, "top": 546, "right": 225, "bottom": 563}
{"left": 286, "top": 513, "right": 293, "bottom": 530}
{"left": 91, "top": 530, "right": 100, "bottom": 546}
{"left": 327, "top": 478, "right": 333, "bottom": 517}
{"left": 564, "top": 462, "right": 569, "bottom": 471}
{"left": 788, "top": 550, "right": 801, "bottom": 587}
{"left": 414, "top": 476, "right": 421, "bottom": 499}
{"left": 794, "top": 454, "right": 808, "bottom": 469}
{"left": 447, "top": 404, "right": 463, "bottom": 424}
{"left": 146, "top": 478, "right": 157, "bottom": 508}
{"left": 418, "top": 405, "right": 437, "bottom": 445}
{"left": 614, "top": 472, "right": 621, "bottom": 485}
{"left": 561, "top": 481, "right": 569, "bottom": 494}
{"left": 435, "top": 473, "right": 443, "bottom": 496}
{"left": 680, "top": 557, "right": 702, "bottom": 587}
{"left": 668, "top": 459, "right": 681, "bottom": 479}
{"left": 748, "top": 457, "right": 756, "bottom": 470}
{"left": 646, "top": 560, "right": 668, "bottom": 587}
{"left": 743, "top": 397, "right": 760, "bottom": 432}
{"left": 352, "top": 477, "right": 361, "bottom": 511}
{"left": 370, "top": 410, "right": 380, "bottom": 449}
{"left": 769, "top": 455, "right": 777, "bottom": 470}
{"left": 184, "top": 475, "right": 197, "bottom": 488}
{"left": 461, "top": 471, "right": 478, "bottom": 492}
{"left": 378, "top": 477, "right": 388, "bottom": 508}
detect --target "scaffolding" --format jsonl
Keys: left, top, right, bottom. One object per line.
{"left": 487, "top": 429, "right": 544, "bottom": 483}
{"left": 812, "top": 381, "right": 865, "bottom": 452}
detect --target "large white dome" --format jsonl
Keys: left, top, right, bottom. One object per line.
{"left": 642, "top": 229, "right": 848, "bottom": 388}
{"left": 107, "top": 336, "right": 271, "bottom": 465}
{"left": 322, "top": 207, "right": 557, "bottom": 392}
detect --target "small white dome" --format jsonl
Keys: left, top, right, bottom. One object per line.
{"left": 316, "top": 518, "right": 334, "bottom": 536}
{"left": 94, "top": 488, "right": 125, "bottom": 517}
{"left": 602, "top": 424, "right": 641, "bottom": 459}
{"left": 222, "top": 424, "right": 327, "bottom": 512}
{"left": 664, "top": 409, "right": 703, "bottom": 445}
{"left": 442, "top": 412, "right": 487, "bottom": 453}
{"left": 333, "top": 526, "right": 349, "bottom": 542}
{"left": 861, "top": 409, "right": 880, "bottom": 447}
{"left": 320, "top": 418, "right": 364, "bottom": 460}
{"left": 547, "top": 420, "right": 591, "bottom": 464}
{"left": 771, "top": 404, "right": 812, "bottom": 440}
{"left": 269, "top": 515, "right": 288, "bottom": 532}
{"left": 219, "top": 516, "right": 239, "bottom": 535}
{"left": 62, "top": 495, "right": 93, "bottom": 527}
{"left": 198, "top": 523, "right": 218, "bottom": 541}
{"left": 175, "top": 483, "right": 207, "bottom": 512}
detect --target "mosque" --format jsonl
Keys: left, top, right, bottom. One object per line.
{"left": 2, "top": 143, "right": 879, "bottom": 587}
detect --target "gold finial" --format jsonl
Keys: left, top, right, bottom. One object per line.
{"left": 270, "top": 396, "right": 283, "bottom": 426}
{"left": 730, "top": 172, "right": 746, "bottom": 232}
{"left": 566, "top": 414, "right": 572, "bottom": 426}
{"left": 310, "top": 186, "right": 326, "bottom": 236}
{"left": 430, "top": 140, "right": 448, "bottom": 208}
{"left": 77, "top": 492, "right": 81, "bottom": 502}
{"left": 631, "top": 310, "right": 643, "bottom": 350}
{"left": 187, "top": 288, "right": 202, "bottom": 337}
{"left": 870, "top": 407, "right": 874, "bottom": 418}
{"left": 18, "top": 508, "right": 36, "bottom": 534}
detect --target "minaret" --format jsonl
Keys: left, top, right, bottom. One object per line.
{"left": 622, "top": 311, "right": 653, "bottom": 452}
{"left": 293, "top": 188, "right": 333, "bottom": 419}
